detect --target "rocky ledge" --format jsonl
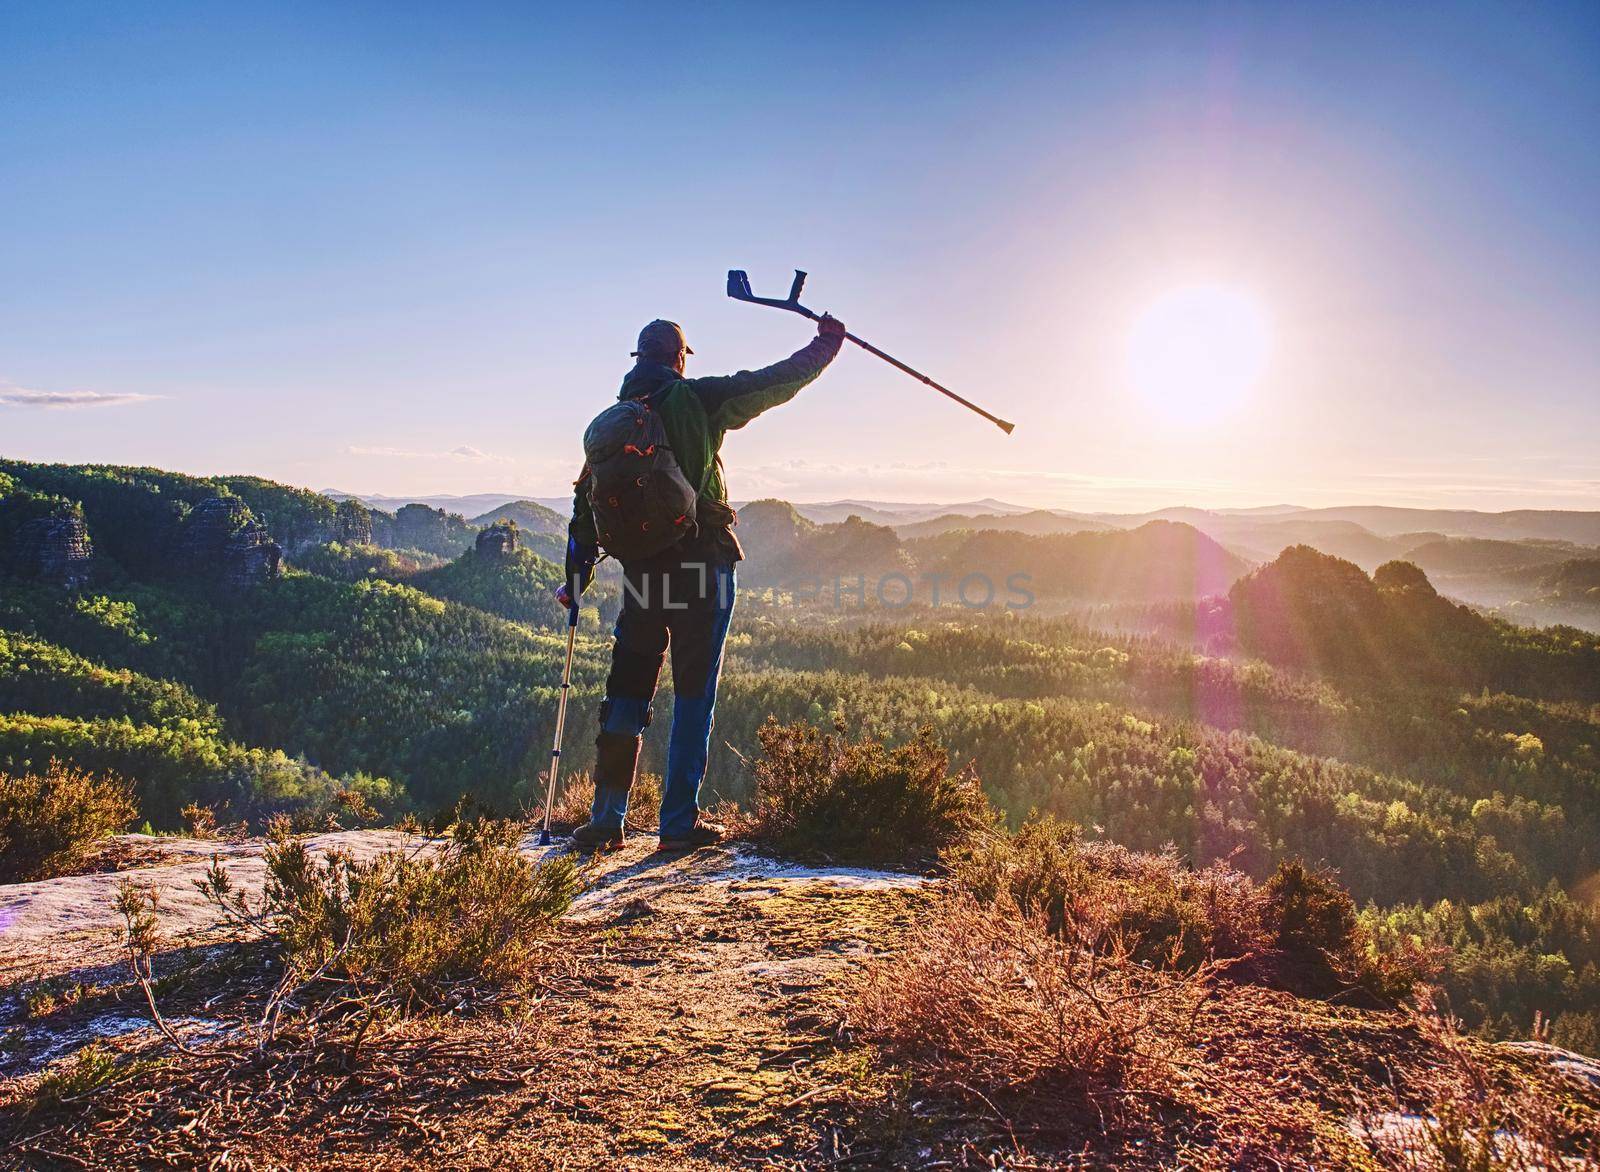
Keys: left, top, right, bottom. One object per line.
{"left": 1, "top": 834, "right": 1596, "bottom": 1169}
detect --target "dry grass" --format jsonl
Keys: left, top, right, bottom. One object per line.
{"left": 855, "top": 878, "right": 1595, "bottom": 1167}
{"left": 0, "top": 760, "right": 135, "bottom": 882}
{"left": 9, "top": 1017, "right": 565, "bottom": 1166}
{"left": 856, "top": 891, "right": 1213, "bottom": 1130}
{"left": 948, "top": 818, "right": 1267, "bottom": 972}
{"left": 852, "top": 818, "right": 1498, "bottom": 1165}
{"left": 1344, "top": 991, "right": 1600, "bottom": 1170}
{"left": 860, "top": 821, "right": 1246, "bottom": 1144}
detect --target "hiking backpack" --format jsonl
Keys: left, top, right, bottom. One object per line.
{"left": 581, "top": 392, "right": 701, "bottom": 562}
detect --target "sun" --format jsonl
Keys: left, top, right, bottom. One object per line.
{"left": 1126, "top": 285, "right": 1271, "bottom": 423}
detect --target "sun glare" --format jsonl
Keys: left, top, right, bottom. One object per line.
{"left": 1127, "top": 285, "right": 1271, "bottom": 423}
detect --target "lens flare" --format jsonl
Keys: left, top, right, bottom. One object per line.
{"left": 1127, "top": 285, "right": 1272, "bottom": 423}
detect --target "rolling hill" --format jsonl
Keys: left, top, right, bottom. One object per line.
{"left": 735, "top": 501, "right": 1248, "bottom": 603}
{"left": 469, "top": 499, "right": 567, "bottom": 535}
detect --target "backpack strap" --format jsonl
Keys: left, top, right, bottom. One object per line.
{"left": 697, "top": 452, "right": 722, "bottom": 497}
{"left": 643, "top": 380, "right": 733, "bottom": 524}
{"left": 696, "top": 453, "right": 737, "bottom": 529}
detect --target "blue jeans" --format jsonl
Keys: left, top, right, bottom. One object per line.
{"left": 591, "top": 563, "right": 736, "bottom": 837}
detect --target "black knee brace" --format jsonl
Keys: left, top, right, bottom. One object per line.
{"left": 608, "top": 637, "right": 664, "bottom": 695}
{"left": 593, "top": 730, "right": 643, "bottom": 794}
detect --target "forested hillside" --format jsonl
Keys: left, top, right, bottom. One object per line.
{"left": 737, "top": 499, "right": 1248, "bottom": 603}
{"left": 2, "top": 461, "right": 1600, "bottom": 1051}
{"left": 0, "top": 463, "right": 597, "bottom": 822}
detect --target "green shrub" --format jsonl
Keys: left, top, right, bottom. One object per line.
{"left": 1264, "top": 860, "right": 1360, "bottom": 994}
{"left": 204, "top": 817, "right": 580, "bottom": 1014}
{"left": 744, "top": 720, "right": 994, "bottom": 867}
{"left": 30, "top": 1043, "right": 158, "bottom": 1107}
{"left": 20, "top": 977, "right": 102, "bottom": 1019}
{"left": 0, "top": 760, "right": 135, "bottom": 882}
{"left": 1262, "top": 859, "right": 1427, "bottom": 1001}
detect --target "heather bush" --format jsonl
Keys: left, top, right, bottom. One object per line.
{"left": 1264, "top": 859, "right": 1365, "bottom": 996}
{"left": 947, "top": 816, "right": 1270, "bottom": 971}
{"left": 0, "top": 760, "right": 135, "bottom": 882}
{"left": 948, "top": 816, "right": 1430, "bottom": 998}
{"left": 201, "top": 816, "right": 580, "bottom": 1016}
{"left": 943, "top": 815, "right": 1090, "bottom": 935}
{"left": 744, "top": 719, "right": 994, "bottom": 867}
{"left": 858, "top": 823, "right": 1447, "bottom": 1159}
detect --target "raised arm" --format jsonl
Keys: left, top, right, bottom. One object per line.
{"left": 687, "top": 316, "right": 846, "bottom": 431}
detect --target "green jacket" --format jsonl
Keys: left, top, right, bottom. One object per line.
{"left": 570, "top": 332, "right": 842, "bottom": 563}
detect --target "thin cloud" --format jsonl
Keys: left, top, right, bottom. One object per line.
{"left": 0, "top": 386, "right": 162, "bottom": 409}
{"left": 345, "top": 444, "right": 511, "bottom": 463}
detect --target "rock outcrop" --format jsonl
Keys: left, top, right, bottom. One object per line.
{"left": 336, "top": 499, "right": 373, "bottom": 545}
{"left": 475, "top": 520, "right": 519, "bottom": 558}
{"left": 11, "top": 513, "right": 93, "bottom": 589}
{"left": 175, "top": 496, "right": 282, "bottom": 589}
{"left": 224, "top": 520, "right": 283, "bottom": 588}
{"left": 394, "top": 503, "right": 450, "bottom": 550}
{"left": 4, "top": 833, "right": 1596, "bottom": 1168}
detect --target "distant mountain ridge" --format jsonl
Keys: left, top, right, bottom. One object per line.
{"left": 312, "top": 484, "right": 1599, "bottom": 629}
{"left": 322, "top": 491, "right": 535, "bottom": 518}
{"left": 780, "top": 498, "right": 1033, "bottom": 526}
{"left": 1085, "top": 505, "right": 1600, "bottom": 545}
{"left": 323, "top": 489, "right": 1600, "bottom": 543}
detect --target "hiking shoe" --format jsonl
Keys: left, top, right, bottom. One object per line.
{"left": 570, "top": 820, "right": 624, "bottom": 851}
{"left": 657, "top": 819, "right": 725, "bottom": 852}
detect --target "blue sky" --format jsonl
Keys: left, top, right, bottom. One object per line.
{"left": 3, "top": 2, "right": 1597, "bottom": 510}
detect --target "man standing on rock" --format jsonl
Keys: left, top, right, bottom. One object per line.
{"left": 558, "top": 312, "right": 846, "bottom": 850}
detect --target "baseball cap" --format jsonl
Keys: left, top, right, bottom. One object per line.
{"left": 631, "top": 319, "right": 693, "bottom": 358}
